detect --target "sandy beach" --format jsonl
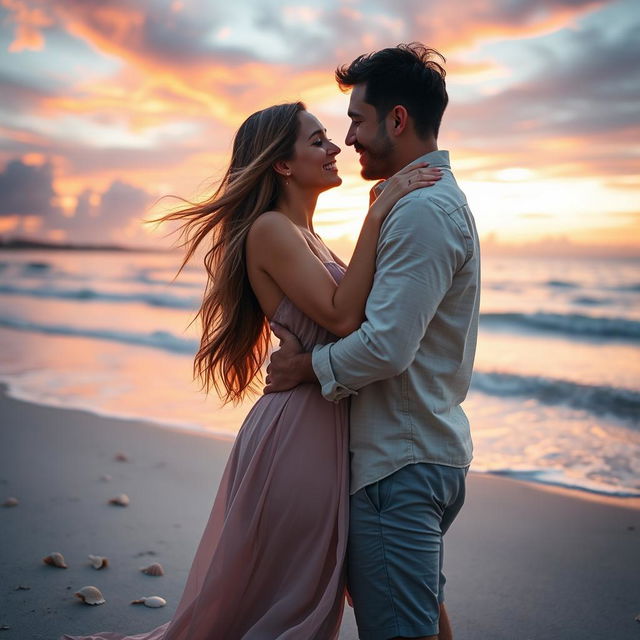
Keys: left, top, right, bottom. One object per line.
{"left": 1, "top": 384, "right": 638, "bottom": 640}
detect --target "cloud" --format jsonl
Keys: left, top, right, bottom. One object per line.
{"left": 249, "top": 0, "right": 616, "bottom": 66}
{"left": 3, "top": 0, "right": 250, "bottom": 68}
{"left": 5, "top": 0, "right": 611, "bottom": 147}
{"left": 1, "top": 0, "right": 53, "bottom": 52}
{"left": 0, "top": 72, "right": 58, "bottom": 111}
{"left": 0, "top": 0, "right": 637, "bottom": 248}
{"left": 396, "top": 0, "right": 612, "bottom": 51}
{"left": 95, "top": 179, "right": 153, "bottom": 226}
{"left": 5, "top": 0, "right": 608, "bottom": 99}
{"left": 446, "top": 19, "right": 640, "bottom": 176}
{"left": 0, "top": 156, "right": 155, "bottom": 244}
{"left": 0, "top": 123, "right": 52, "bottom": 158}
{"left": 51, "top": 178, "right": 155, "bottom": 243}
{"left": 0, "top": 158, "right": 60, "bottom": 216}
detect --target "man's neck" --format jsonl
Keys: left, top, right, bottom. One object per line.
{"left": 387, "top": 139, "right": 438, "bottom": 176}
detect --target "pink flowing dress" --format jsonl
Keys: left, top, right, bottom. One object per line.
{"left": 62, "top": 261, "right": 349, "bottom": 640}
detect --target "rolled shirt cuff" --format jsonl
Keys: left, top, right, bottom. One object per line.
{"left": 311, "top": 343, "right": 358, "bottom": 402}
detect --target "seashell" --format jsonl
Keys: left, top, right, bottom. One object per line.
{"left": 43, "top": 552, "right": 68, "bottom": 568}
{"left": 131, "top": 596, "right": 167, "bottom": 608}
{"left": 75, "top": 585, "right": 106, "bottom": 605}
{"left": 114, "top": 452, "right": 129, "bottom": 462}
{"left": 88, "top": 554, "right": 109, "bottom": 570}
{"left": 108, "top": 493, "right": 130, "bottom": 507}
{"left": 140, "top": 562, "right": 164, "bottom": 576}
{"left": 3, "top": 497, "right": 18, "bottom": 507}
{"left": 100, "top": 474, "right": 112, "bottom": 482}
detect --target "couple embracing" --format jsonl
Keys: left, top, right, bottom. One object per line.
{"left": 63, "top": 42, "right": 480, "bottom": 640}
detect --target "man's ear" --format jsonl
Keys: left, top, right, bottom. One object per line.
{"left": 273, "top": 160, "right": 291, "bottom": 177}
{"left": 388, "top": 105, "right": 409, "bottom": 137}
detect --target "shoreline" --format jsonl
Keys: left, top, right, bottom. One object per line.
{"left": 0, "top": 377, "right": 638, "bottom": 505}
{"left": 1, "top": 386, "right": 639, "bottom": 639}
{"left": 0, "top": 376, "right": 239, "bottom": 444}
{"left": 493, "top": 473, "right": 640, "bottom": 510}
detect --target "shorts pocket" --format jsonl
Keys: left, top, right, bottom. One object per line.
{"left": 363, "top": 482, "right": 380, "bottom": 511}
{"left": 363, "top": 474, "right": 395, "bottom": 513}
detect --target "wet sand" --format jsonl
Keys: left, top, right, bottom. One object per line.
{"left": 0, "top": 385, "right": 638, "bottom": 639}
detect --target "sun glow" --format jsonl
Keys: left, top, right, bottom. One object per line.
{"left": 495, "top": 168, "right": 534, "bottom": 182}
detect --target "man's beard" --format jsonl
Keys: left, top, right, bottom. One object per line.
{"left": 358, "top": 124, "right": 394, "bottom": 181}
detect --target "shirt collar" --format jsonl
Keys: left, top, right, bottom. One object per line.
{"left": 412, "top": 149, "right": 450, "bottom": 169}
{"left": 370, "top": 150, "right": 450, "bottom": 201}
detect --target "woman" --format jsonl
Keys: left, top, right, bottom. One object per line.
{"left": 62, "top": 102, "right": 440, "bottom": 640}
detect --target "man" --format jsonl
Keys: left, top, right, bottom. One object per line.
{"left": 265, "top": 43, "right": 480, "bottom": 640}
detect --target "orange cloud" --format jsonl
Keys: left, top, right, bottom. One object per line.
{"left": 61, "top": 3, "right": 146, "bottom": 57}
{"left": 0, "top": 125, "right": 51, "bottom": 148}
{"left": 0, "top": 216, "right": 19, "bottom": 233}
{"left": 20, "top": 152, "right": 47, "bottom": 166}
{"left": 416, "top": 1, "right": 608, "bottom": 53}
{"left": 0, "top": 0, "right": 541, "bottom": 126}
{"left": 5, "top": 0, "right": 604, "bottom": 144}
{"left": 1, "top": 0, "right": 636, "bottom": 252}
{"left": 2, "top": 0, "right": 52, "bottom": 51}
{"left": 39, "top": 58, "right": 340, "bottom": 139}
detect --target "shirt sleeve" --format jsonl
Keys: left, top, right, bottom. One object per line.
{"left": 312, "top": 193, "right": 466, "bottom": 402}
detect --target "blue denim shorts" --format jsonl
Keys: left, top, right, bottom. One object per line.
{"left": 347, "top": 462, "right": 467, "bottom": 640}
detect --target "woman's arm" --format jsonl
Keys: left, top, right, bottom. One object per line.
{"left": 246, "top": 162, "right": 440, "bottom": 337}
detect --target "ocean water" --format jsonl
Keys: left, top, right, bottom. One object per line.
{"left": 0, "top": 249, "right": 638, "bottom": 497}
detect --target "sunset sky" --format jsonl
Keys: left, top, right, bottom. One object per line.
{"left": 0, "top": 0, "right": 638, "bottom": 256}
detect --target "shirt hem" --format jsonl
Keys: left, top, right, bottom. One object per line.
{"left": 349, "top": 457, "right": 472, "bottom": 495}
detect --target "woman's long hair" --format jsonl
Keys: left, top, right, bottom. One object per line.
{"left": 158, "top": 102, "right": 305, "bottom": 403}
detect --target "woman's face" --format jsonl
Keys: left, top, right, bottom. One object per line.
{"left": 286, "top": 111, "right": 342, "bottom": 192}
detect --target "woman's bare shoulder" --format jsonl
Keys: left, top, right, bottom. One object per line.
{"left": 247, "top": 211, "right": 301, "bottom": 245}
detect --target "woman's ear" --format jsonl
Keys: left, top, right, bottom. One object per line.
{"left": 273, "top": 160, "right": 292, "bottom": 178}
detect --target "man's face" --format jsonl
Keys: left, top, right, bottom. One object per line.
{"left": 345, "top": 84, "right": 395, "bottom": 181}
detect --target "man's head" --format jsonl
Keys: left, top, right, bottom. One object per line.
{"left": 336, "top": 43, "right": 448, "bottom": 180}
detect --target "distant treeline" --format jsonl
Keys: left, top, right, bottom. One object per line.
{"left": 0, "top": 237, "right": 163, "bottom": 252}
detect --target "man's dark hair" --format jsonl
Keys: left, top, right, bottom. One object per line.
{"left": 335, "top": 42, "right": 448, "bottom": 139}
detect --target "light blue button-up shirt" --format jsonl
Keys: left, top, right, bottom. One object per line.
{"left": 312, "top": 150, "right": 480, "bottom": 495}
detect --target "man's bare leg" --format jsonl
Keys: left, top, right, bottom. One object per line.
{"left": 437, "top": 603, "right": 453, "bottom": 640}
{"left": 391, "top": 603, "right": 452, "bottom": 640}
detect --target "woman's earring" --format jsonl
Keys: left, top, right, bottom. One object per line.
{"left": 285, "top": 171, "right": 291, "bottom": 186}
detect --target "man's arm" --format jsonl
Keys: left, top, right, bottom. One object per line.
{"left": 264, "top": 324, "right": 315, "bottom": 393}
{"left": 265, "top": 195, "right": 467, "bottom": 397}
